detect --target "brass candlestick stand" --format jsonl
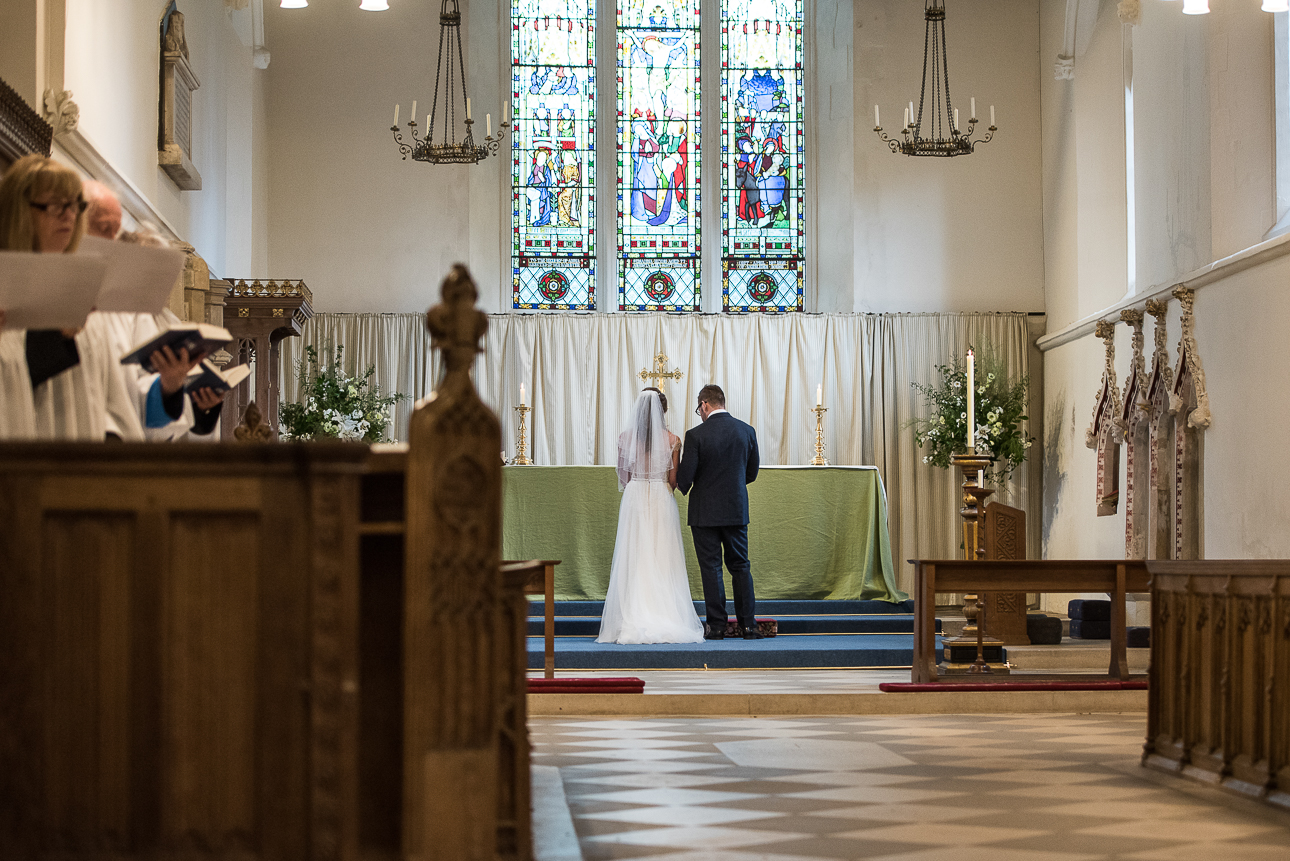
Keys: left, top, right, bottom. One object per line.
{"left": 511, "top": 405, "right": 533, "bottom": 465}
{"left": 944, "top": 450, "right": 1006, "bottom": 674}
{"left": 809, "top": 405, "right": 829, "bottom": 466}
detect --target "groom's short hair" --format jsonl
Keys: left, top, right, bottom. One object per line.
{"left": 698, "top": 384, "right": 726, "bottom": 407}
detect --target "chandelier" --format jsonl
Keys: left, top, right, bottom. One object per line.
{"left": 873, "top": 0, "right": 996, "bottom": 157}
{"left": 389, "top": 0, "right": 509, "bottom": 165}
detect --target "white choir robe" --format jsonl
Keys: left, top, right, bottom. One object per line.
{"left": 98, "top": 310, "right": 198, "bottom": 441}
{"left": 0, "top": 328, "right": 37, "bottom": 439}
{"left": 32, "top": 314, "right": 144, "bottom": 441}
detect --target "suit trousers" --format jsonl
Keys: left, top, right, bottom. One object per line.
{"left": 690, "top": 524, "right": 757, "bottom": 631}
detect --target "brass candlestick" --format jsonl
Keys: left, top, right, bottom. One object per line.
{"left": 809, "top": 405, "right": 829, "bottom": 466}
{"left": 511, "top": 404, "right": 533, "bottom": 465}
{"left": 944, "top": 449, "right": 1005, "bottom": 675}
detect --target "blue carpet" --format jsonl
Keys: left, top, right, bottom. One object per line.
{"left": 526, "top": 600, "right": 939, "bottom": 670}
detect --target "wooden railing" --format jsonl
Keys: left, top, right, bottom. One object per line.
{"left": 1143, "top": 560, "right": 1290, "bottom": 809}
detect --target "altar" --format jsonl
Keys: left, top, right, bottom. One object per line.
{"left": 502, "top": 465, "right": 905, "bottom": 602}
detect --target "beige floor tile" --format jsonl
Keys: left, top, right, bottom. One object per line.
{"left": 1037, "top": 799, "right": 1223, "bottom": 820}
{"left": 1078, "top": 818, "right": 1280, "bottom": 842}
{"left": 578, "top": 787, "right": 764, "bottom": 806}
{"left": 784, "top": 785, "right": 964, "bottom": 805}
{"left": 832, "top": 821, "right": 1048, "bottom": 845}
{"left": 585, "top": 825, "right": 811, "bottom": 849}
{"left": 581, "top": 806, "right": 785, "bottom": 827}
{"left": 863, "top": 846, "right": 1105, "bottom": 861}
{"left": 1123, "top": 842, "right": 1290, "bottom": 861}
{"left": 715, "top": 739, "right": 915, "bottom": 771}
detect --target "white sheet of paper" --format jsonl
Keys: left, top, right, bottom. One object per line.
{"left": 79, "top": 235, "right": 186, "bottom": 314}
{"left": 0, "top": 251, "right": 107, "bottom": 329}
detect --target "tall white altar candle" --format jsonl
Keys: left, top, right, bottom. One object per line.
{"left": 966, "top": 350, "right": 975, "bottom": 449}
{"left": 393, "top": 103, "right": 400, "bottom": 126}
{"left": 520, "top": 383, "right": 526, "bottom": 406}
{"left": 816, "top": 383, "right": 822, "bottom": 406}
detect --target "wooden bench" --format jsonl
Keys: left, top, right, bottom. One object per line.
{"left": 511, "top": 559, "right": 560, "bottom": 679}
{"left": 910, "top": 559, "right": 1150, "bottom": 683}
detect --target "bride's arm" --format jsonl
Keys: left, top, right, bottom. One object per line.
{"left": 667, "top": 433, "right": 680, "bottom": 490}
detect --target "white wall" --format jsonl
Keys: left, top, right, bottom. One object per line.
{"left": 264, "top": 0, "right": 1046, "bottom": 315}
{"left": 54, "top": 0, "right": 267, "bottom": 279}
{"left": 1039, "top": 0, "right": 1290, "bottom": 569}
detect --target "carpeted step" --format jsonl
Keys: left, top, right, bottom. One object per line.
{"left": 526, "top": 633, "right": 932, "bottom": 670}
{"left": 525, "top": 613, "right": 935, "bottom": 637}
{"left": 529, "top": 598, "right": 916, "bottom": 617}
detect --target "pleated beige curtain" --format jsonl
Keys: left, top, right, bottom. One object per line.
{"left": 280, "top": 311, "right": 1033, "bottom": 595}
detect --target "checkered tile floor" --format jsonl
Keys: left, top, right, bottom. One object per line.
{"left": 529, "top": 669, "right": 909, "bottom": 695}
{"left": 532, "top": 713, "right": 1290, "bottom": 861}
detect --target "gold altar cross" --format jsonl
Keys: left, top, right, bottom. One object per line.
{"left": 638, "top": 352, "right": 683, "bottom": 393}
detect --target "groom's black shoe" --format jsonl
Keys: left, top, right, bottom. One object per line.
{"left": 704, "top": 629, "right": 726, "bottom": 640}
{"left": 742, "top": 629, "right": 764, "bottom": 640}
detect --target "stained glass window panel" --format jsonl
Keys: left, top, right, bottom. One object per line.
{"left": 617, "top": 0, "right": 701, "bottom": 312}
{"left": 512, "top": 0, "right": 596, "bottom": 310}
{"left": 720, "top": 0, "right": 804, "bottom": 312}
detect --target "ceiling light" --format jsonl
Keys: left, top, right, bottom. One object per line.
{"left": 1181, "top": 0, "right": 1209, "bottom": 13}
{"left": 1263, "top": 0, "right": 1289, "bottom": 12}
{"left": 280, "top": 0, "right": 307, "bottom": 7}
{"left": 359, "top": 0, "right": 390, "bottom": 10}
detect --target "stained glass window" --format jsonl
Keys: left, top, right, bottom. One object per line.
{"left": 616, "top": 0, "right": 701, "bottom": 311}
{"left": 720, "top": 0, "right": 804, "bottom": 312}
{"left": 512, "top": 0, "right": 596, "bottom": 310}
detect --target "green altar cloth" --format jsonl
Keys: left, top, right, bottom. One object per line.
{"left": 501, "top": 465, "right": 905, "bottom": 603}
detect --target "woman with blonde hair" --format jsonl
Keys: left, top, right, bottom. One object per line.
{"left": 0, "top": 154, "right": 137, "bottom": 440}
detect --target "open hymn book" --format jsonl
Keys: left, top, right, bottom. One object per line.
{"left": 183, "top": 359, "right": 249, "bottom": 396}
{"left": 120, "top": 323, "right": 233, "bottom": 372}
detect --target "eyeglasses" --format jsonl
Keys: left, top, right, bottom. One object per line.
{"left": 695, "top": 402, "right": 704, "bottom": 418}
{"left": 29, "top": 198, "right": 87, "bottom": 218}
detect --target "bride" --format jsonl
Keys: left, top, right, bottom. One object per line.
{"left": 596, "top": 387, "right": 705, "bottom": 644}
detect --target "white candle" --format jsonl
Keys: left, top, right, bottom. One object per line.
{"left": 970, "top": 97, "right": 976, "bottom": 119}
{"left": 410, "top": 100, "right": 417, "bottom": 123}
{"left": 816, "top": 383, "right": 822, "bottom": 406}
{"left": 504, "top": 99, "right": 510, "bottom": 123}
{"left": 466, "top": 97, "right": 472, "bottom": 120}
{"left": 904, "top": 107, "right": 910, "bottom": 128}
{"left": 990, "top": 104, "right": 996, "bottom": 126}
{"left": 966, "top": 350, "right": 975, "bottom": 449}
{"left": 874, "top": 104, "right": 880, "bottom": 127}
{"left": 520, "top": 383, "right": 526, "bottom": 407}
{"left": 486, "top": 113, "right": 492, "bottom": 138}
{"left": 393, "top": 103, "right": 400, "bottom": 126}
{"left": 426, "top": 113, "right": 431, "bottom": 133}
{"left": 953, "top": 108, "right": 959, "bottom": 132}
{"left": 908, "top": 101, "right": 915, "bottom": 124}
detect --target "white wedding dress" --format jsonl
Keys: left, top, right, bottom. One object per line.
{"left": 597, "top": 391, "right": 705, "bottom": 645}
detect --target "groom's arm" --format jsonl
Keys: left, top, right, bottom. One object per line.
{"left": 745, "top": 426, "right": 760, "bottom": 484}
{"left": 675, "top": 431, "right": 699, "bottom": 494}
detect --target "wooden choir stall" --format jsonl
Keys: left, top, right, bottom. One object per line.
{"left": 0, "top": 268, "right": 533, "bottom": 861}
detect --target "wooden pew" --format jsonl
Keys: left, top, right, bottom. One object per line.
{"left": 1144, "top": 560, "right": 1290, "bottom": 809}
{"left": 910, "top": 559, "right": 1149, "bottom": 683}
{"left": 0, "top": 266, "right": 532, "bottom": 860}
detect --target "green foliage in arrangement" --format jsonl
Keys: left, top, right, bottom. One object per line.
{"left": 908, "top": 348, "right": 1033, "bottom": 484}
{"left": 279, "top": 344, "right": 406, "bottom": 443}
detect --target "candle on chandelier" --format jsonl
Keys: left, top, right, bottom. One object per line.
{"left": 466, "top": 97, "right": 472, "bottom": 120}
{"left": 990, "top": 105, "right": 996, "bottom": 126}
{"left": 953, "top": 108, "right": 959, "bottom": 132}
{"left": 971, "top": 97, "right": 976, "bottom": 120}
{"left": 874, "top": 104, "right": 880, "bottom": 127}
{"left": 816, "top": 384, "right": 822, "bottom": 407}
{"left": 487, "top": 113, "right": 492, "bottom": 138}
{"left": 966, "top": 349, "right": 975, "bottom": 449}
{"left": 504, "top": 99, "right": 510, "bottom": 123}
{"left": 908, "top": 101, "right": 915, "bottom": 125}
{"left": 904, "top": 107, "right": 910, "bottom": 128}
{"left": 393, "top": 103, "right": 400, "bottom": 126}
{"left": 425, "top": 113, "right": 431, "bottom": 134}
{"left": 410, "top": 100, "right": 417, "bottom": 124}
{"left": 520, "top": 383, "right": 526, "bottom": 407}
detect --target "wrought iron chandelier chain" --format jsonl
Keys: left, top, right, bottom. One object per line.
{"left": 874, "top": 0, "right": 996, "bottom": 158}
{"left": 389, "top": 0, "right": 509, "bottom": 165}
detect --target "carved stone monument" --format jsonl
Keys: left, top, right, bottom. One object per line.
{"left": 159, "top": 5, "right": 202, "bottom": 189}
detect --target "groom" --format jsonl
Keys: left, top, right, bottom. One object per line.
{"left": 675, "top": 384, "right": 762, "bottom": 640}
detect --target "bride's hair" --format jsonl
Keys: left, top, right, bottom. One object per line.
{"left": 642, "top": 386, "right": 667, "bottom": 413}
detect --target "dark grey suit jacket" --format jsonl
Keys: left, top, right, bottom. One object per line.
{"left": 675, "top": 411, "right": 760, "bottom": 527}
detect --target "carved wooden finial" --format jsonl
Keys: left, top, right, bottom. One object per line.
{"left": 425, "top": 264, "right": 488, "bottom": 376}
{"left": 1145, "top": 298, "right": 1168, "bottom": 320}
{"left": 233, "top": 401, "right": 274, "bottom": 442}
{"left": 1094, "top": 319, "right": 1117, "bottom": 342}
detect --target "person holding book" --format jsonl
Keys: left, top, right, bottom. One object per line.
{"left": 0, "top": 155, "right": 138, "bottom": 440}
